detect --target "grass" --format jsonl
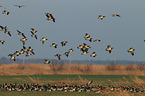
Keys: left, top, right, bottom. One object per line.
{"left": 0, "top": 74, "right": 144, "bottom": 96}
{"left": 0, "top": 89, "right": 101, "bottom": 96}
{"left": 0, "top": 64, "right": 144, "bottom": 95}
{"left": 0, "top": 74, "right": 144, "bottom": 86}
{"left": 0, "top": 63, "right": 145, "bottom": 75}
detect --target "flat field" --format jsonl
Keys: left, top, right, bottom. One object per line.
{"left": 0, "top": 64, "right": 144, "bottom": 95}
{"left": 0, "top": 74, "right": 145, "bottom": 96}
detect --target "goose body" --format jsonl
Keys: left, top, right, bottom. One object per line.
{"left": 0, "top": 40, "right": 5, "bottom": 44}
{"left": 68, "top": 48, "right": 74, "bottom": 53}
{"left": 90, "top": 52, "right": 97, "bottom": 57}
{"left": 14, "top": 5, "right": 25, "bottom": 8}
{"left": 40, "top": 37, "right": 48, "bottom": 44}
{"left": 98, "top": 15, "right": 106, "bottom": 20}
{"left": 31, "top": 28, "right": 37, "bottom": 33}
{"left": 31, "top": 34, "right": 37, "bottom": 39}
{"left": 127, "top": 48, "right": 135, "bottom": 56}
{"left": 46, "top": 13, "right": 55, "bottom": 22}
{"left": 105, "top": 45, "right": 114, "bottom": 53}
{"left": 50, "top": 43, "right": 58, "bottom": 48}
{"left": 17, "top": 30, "right": 26, "bottom": 38}
{"left": 44, "top": 59, "right": 52, "bottom": 64}
{"left": 93, "top": 39, "right": 101, "bottom": 42}
{"left": 54, "top": 54, "right": 61, "bottom": 60}
{"left": 112, "top": 14, "right": 120, "bottom": 17}
{"left": 64, "top": 52, "right": 69, "bottom": 57}
{"left": 20, "top": 38, "right": 28, "bottom": 45}
{"left": 4, "top": 30, "right": 11, "bottom": 36}
{"left": 2, "top": 10, "right": 10, "bottom": 15}
{"left": 61, "top": 41, "right": 68, "bottom": 46}
{"left": 0, "top": 26, "right": 7, "bottom": 31}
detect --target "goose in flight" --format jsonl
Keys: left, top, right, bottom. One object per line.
{"left": 105, "top": 45, "right": 114, "bottom": 53}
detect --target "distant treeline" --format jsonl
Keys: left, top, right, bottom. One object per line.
{"left": 0, "top": 57, "right": 144, "bottom": 65}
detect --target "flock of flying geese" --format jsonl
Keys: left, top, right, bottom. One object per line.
{"left": 0, "top": 4, "right": 138, "bottom": 64}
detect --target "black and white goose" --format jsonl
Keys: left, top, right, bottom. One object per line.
{"left": 64, "top": 52, "right": 69, "bottom": 57}
{"left": 0, "top": 40, "right": 5, "bottom": 44}
{"left": 90, "top": 52, "right": 97, "bottom": 57}
{"left": 93, "top": 39, "right": 101, "bottom": 42}
{"left": 20, "top": 38, "right": 28, "bottom": 45}
{"left": 54, "top": 54, "right": 61, "bottom": 60}
{"left": 2, "top": 10, "right": 10, "bottom": 15}
{"left": 44, "top": 59, "right": 52, "bottom": 64}
{"left": 68, "top": 48, "right": 74, "bottom": 53}
{"left": 31, "top": 28, "right": 37, "bottom": 33}
{"left": 0, "top": 25, "right": 7, "bottom": 31}
{"left": 45, "top": 13, "right": 55, "bottom": 22}
{"left": 4, "top": 30, "right": 11, "bottom": 36}
{"left": 112, "top": 14, "right": 120, "bottom": 17}
{"left": 50, "top": 43, "right": 58, "bottom": 48}
{"left": 61, "top": 41, "right": 68, "bottom": 46}
{"left": 8, "top": 54, "right": 16, "bottom": 61}
{"left": 98, "top": 15, "right": 106, "bottom": 20}
{"left": 14, "top": 5, "right": 25, "bottom": 8}
{"left": 31, "top": 33, "right": 37, "bottom": 39}
{"left": 28, "top": 46, "right": 35, "bottom": 55}
{"left": 40, "top": 37, "right": 48, "bottom": 44}
{"left": 127, "top": 48, "right": 135, "bottom": 56}
{"left": 105, "top": 45, "right": 114, "bottom": 53}
{"left": 17, "top": 30, "right": 26, "bottom": 38}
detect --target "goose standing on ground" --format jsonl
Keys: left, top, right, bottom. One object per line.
{"left": 105, "top": 45, "right": 114, "bottom": 53}
{"left": 40, "top": 37, "right": 48, "bottom": 44}
{"left": 127, "top": 48, "right": 135, "bottom": 56}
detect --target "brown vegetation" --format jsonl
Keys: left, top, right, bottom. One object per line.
{"left": 0, "top": 63, "right": 144, "bottom": 75}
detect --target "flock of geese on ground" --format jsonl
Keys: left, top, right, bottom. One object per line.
{"left": 0, "top": 4, "right": 139, "bottom": 64}
{"left": 1, "top": 82, "right": 145, "bottom": 93}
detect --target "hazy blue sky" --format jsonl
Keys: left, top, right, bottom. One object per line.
{"left": 0, "top": 0, "right": 145, "bottom": 61}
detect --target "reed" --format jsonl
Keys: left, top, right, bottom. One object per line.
{"left": 0, "top": 63, "right": 144, "bottom": 76}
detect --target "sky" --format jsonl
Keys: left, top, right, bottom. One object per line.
{"left": 0, "top": 0, "right": 145, "bottom": 61}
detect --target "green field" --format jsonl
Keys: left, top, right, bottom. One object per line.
{"left": 0, "top": 74, "right": 144, "bottom": 96}
{"left": 0, "top": 74, "right": 144, "bottom": 85}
